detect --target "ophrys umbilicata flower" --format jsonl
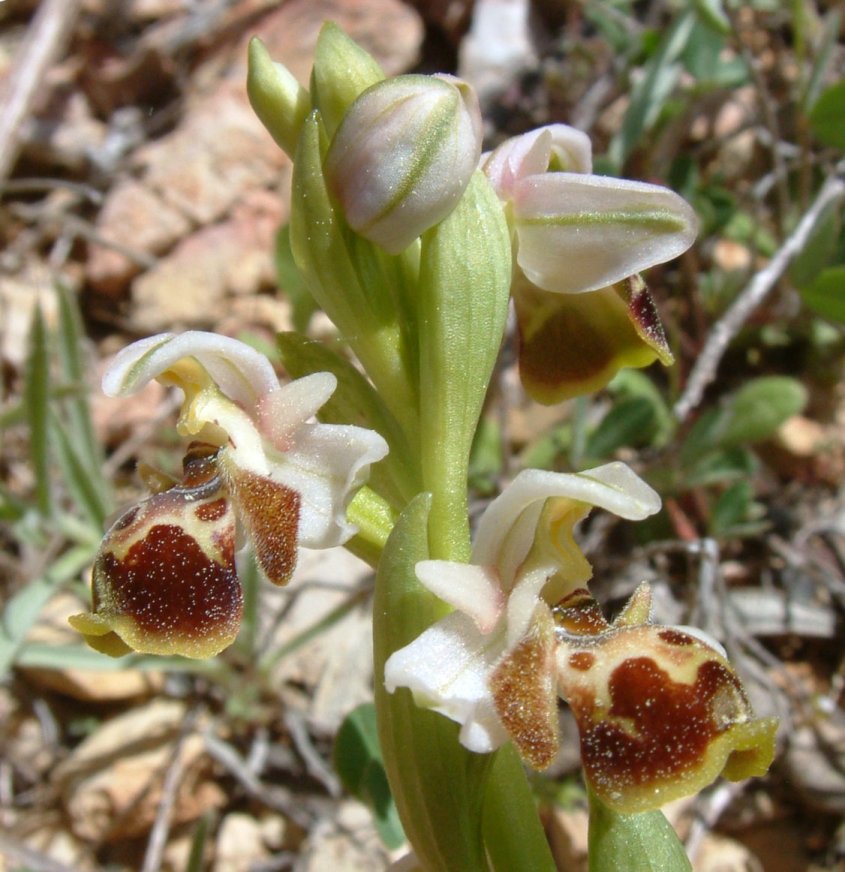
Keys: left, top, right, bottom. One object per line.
{"left": 384, "top": 462, "right": 776, "bottom": 811}
{"left": 482, "top": 124, "right": 698, "bottom": 403}
{"left": 70, "top": 331, "right": 388, "bottom": 658}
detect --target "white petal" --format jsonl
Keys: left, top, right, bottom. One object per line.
{"left": 103, "top": 331, "right": 279, "bottom": 410}
{"left": 513, "top": 173, "right": 698, "bottom": 294}
{"left": 483, "top": 125, "right": 592, "bottom": 199}
{"left": 415, "top": 560, "right": 505, "bottom": 633}
{"left": 268, "top": 421, "right": 388, "bottom": 547}
{"left": 384, "top": 611, "right": 508, "bottom": 753}
{"left": 257, "top": 372, "right": 337, "bottom": 449}
{"left": 472, "top": 463, "right": 661, "bottom": 570}
{"left": 545, "top": 124, "right": 593, "bottom": 174}
{"left": 504, "top": 568, "right": 552, "bottom": 648}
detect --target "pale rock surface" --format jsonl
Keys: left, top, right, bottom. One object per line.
{"left": 54, "top": 699, "right": 224, "bottom": 841}
{"left": 21, "top": 591, "right": 163, "bottom": 702}
{"left": 86, "top": 0, "right": 423, "bottom": 330}
{"left": 296, "top": 799, "right": 392, "bottom": 872}
{"left": 267, "top": 546, "right": 375, "bottom": 733}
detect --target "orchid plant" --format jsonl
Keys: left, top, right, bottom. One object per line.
{"left": 73, "top": 23, "right": 777, "bottom": 871}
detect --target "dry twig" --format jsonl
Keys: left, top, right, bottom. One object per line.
{"left": 0, "top": 0, "right": 82, "bottom": 182}
{"left": 673, "top": 173, "right": 845, "bottom": 423}
{"left": 140, "top": 706, "right": 203, "bottom": 872}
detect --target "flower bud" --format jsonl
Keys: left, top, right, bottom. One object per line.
{"left": 325, "top": 74, "right": 482, "bottom": 254}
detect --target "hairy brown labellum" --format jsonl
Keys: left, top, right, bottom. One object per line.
{"left": 556, "top": 620, "right": 778, "bottom": 812}
{"left": 71, "top": 443, "right": 243, "bottom": 659}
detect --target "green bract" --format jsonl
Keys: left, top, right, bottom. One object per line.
{"left": 247, "top": 38, "right": 310, "bottom": 159}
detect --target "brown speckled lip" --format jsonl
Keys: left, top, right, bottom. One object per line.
{"left": 575, "top": 656, "right": 743, "bottom": 789}
{"left": 96, "top": 522, "right": 241, "bottom": 644}
{"left": 84, "top": 442, "right": 244, "bottom": 657}
{"left": 568, "top": 651, "right": 595, "bottom": 671}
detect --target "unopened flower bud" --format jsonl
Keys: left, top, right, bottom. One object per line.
{"left": 325, "top": 74, "right": 482, "bottom": 254}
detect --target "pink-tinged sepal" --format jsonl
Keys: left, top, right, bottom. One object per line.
{"left": 482, "top": 124, "right": 592, "bottom": 199}
{"left": 325, "top": 74, "right": 483, "bottom": 253}
{"left": 70, "top": 443, "right": 242, "bottom": 659}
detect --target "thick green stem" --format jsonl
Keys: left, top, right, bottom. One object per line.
{"left": 416, "top": 172, "right": 511, "bottom": 560}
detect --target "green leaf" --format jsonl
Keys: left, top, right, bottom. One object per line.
{"left": 691, "top": 0, "right": 730, "bottom": 35}
{"left": 49, "top": 412, "right": 109, "bottom": 528}
{"left": 719, "top": 376, "right": 808, "bottom": 447}
{"left": 802, "top": 8, "right": 843, "bottom": 111}
{"left": 290, "top": 112, "right": 415, "bottom": 431}
{"left": 608, "top": 369, "right": 675, "bottom": 447}
{"left": 788, "top": 200, "right": 841, "bottom": 288}
{"left": 310, "top": 22, "right": 385, "bottom": 139}
{"left": 588, "top": 789, "right": 692, "bottom": 872}
{"left": 334, "top": 703, "right": 405, "bottom": 849}
{"left": 679, "top": 408, "right": 728, "bottom": 467}
{"left": 275, "top": 225, "right": 319, "bottom": 334}
{"left": 482, "top": 745, "right": 557, "bottom": 872}
{"left": 184, "top": 813, "right": 214, "bottom": 872}
{"left": 809, "top": 78, "right": 845, "bottom": 151}
{"left": 247, "top": 37, "right": 311, "bottom": 159}
{"left": 372, "top": 495, "right": 491, "bottom": 870}
{"left": 608, "top": 10, "right": 696, "bottom": 167}
{"left": 585, "top": 397, "right": 658, "bottom": 460}
{"left": 709, "top": 479, "right": 760, "bottom": 538}
{"left": 16, "top": 643, "right": 220, "bottom": 674}
{"left": 0, "top": 543, "right": 95, "bottom": 677}
{"left": 233, "top": 548, "right": 260, "bottom": 656}
{"left": 56, "top": 283, "right": 108, "bottom": 505}
{"left": 24, "top": 307, "right": 51, "bottom": 517}
{"left": 684, "top": 446, "right": 757, "bottom": 488}
{"left": 799, "top": 265, "right": 845, "bottom": 324}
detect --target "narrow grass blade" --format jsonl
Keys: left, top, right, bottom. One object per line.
{"left": 24, "top": 307, "right": 52, "bottom": 517}
{"left": 49, "top": 411, "right": 109, "bottom": 528}
{"left": 0, "top": 543, "right": 94, "bottom": 677}
{"left": 55, "top": 283, "right": 111, "bottom": 512}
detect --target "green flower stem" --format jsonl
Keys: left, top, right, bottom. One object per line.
{"left": 416, "top": 171, "right": 511, "bottom": 560}
{"left": 587, "top": 787, "right": 692, "bottom": 872}
{"left": 277, "top": 331, "right": 421, "bottom": 507}
{"left": 481, "top": 745, "right": 557, "bottom": 872}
